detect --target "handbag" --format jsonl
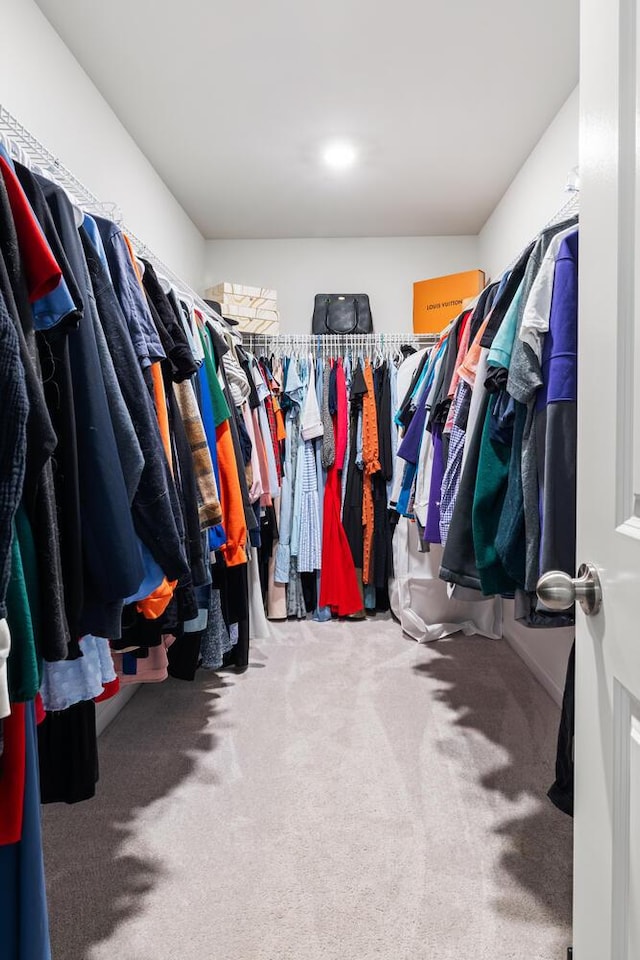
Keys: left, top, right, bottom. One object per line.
{"left": 312, "top": 294, "right": 373, "bottom": 335}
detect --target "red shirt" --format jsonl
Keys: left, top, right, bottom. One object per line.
{"left": 0, "top": 155, "right": 61, "bottom": 303}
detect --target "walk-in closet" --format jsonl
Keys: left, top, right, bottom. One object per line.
{"left": 3, "top": 1, "right": 639, "bottom": 958}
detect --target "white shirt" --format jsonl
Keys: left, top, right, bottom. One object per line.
{"left": 519, "top": 225, "right": 578, "bottom": 360}
{"left": 0, "top": 619, "right": 11, "bottom": 719}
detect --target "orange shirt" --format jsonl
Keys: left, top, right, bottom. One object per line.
{"left": 216, "top": 420, "right": 247, "bottom": 567}
{"left": 458, "top": 316, "right": 491, "bottom": 389}
{"left": 121, "top": 235, "right": 177, "bottom": 615}
{"left": 362, "top": 360, "right": 381, "bottom": 585}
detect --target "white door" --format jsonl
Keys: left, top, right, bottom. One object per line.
{"left": 571, "top": 0, "right": 640, "bottom": 954}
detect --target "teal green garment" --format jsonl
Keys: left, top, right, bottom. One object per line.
{"left": 6, "top": 507, "right": 41, "bottom": 702}
{"left": 495, "top": 400, "right": 528, "bottom": 587}
{"left": 199, "top": 326, "right": 231, "bottom": 426}
{"left": 472, "top": 394, "right": 518, "bottom": 597}
{"left": 487, "top": 278, "right": 525, "bottom": 369}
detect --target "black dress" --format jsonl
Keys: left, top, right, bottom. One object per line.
{"left": 343, "top": 361, "right": 367, "bottom": 570}
{"left": 371, "top": 363, "right": 394, "bottom": 601}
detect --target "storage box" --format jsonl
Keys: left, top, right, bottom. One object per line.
{"left": 234, "top": 317, "right": 276, "bottom": 334}
{"left": 413, "top": 270, "right": 485, "bottom": 334}
{"left": 216, "top": 294, "right": 277, "bottom": 311}
{"left": 222, "top": 304, "right": 279, "bottom": 322}
{"left": 204, "top": 282, "right": 280, "bottom": 336}
{"left": 206, "top": 282, "right": 277, "bottom": 302}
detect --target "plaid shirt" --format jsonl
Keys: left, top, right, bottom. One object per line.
{"left": 0, "top": 293, "right": 29, "bottom": 616}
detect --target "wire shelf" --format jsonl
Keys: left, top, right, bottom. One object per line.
{"left": 242, "top": 331, "right": 439, "bottom": 358}
{"left": 0, "top": 104, "right": 229, "bottom": 332}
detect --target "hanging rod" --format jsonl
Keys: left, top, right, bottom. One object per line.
{"left": 0, "top": 104, "right": 235, "bottom": 338}
{"left": 242, "top": 331, "right": 439, "bottom": 358}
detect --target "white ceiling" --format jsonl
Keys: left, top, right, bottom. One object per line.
{"left": 35, "top": 0, "right": 579, "bottom": 240}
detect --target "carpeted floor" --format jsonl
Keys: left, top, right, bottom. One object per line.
{"left": 42, "top": 620, "right": 573, "bottom": 960}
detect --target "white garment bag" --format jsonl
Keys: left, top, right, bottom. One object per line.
{"left": 389, "top": 518, "right": 502, "bottom": 642}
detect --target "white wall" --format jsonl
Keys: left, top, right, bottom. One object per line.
{"left": 204, "top": 236, "right": 480, "bottom": 333}
{"left": 479, "top": 87, "right": 580, "bottom": 281}
{"left": 501, "top": 603, "right": 573, "bottom": 707}
{"left": 2, "top": 0, "right": 205, "bottom": 288}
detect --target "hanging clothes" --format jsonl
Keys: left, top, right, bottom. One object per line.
{"left": 0, "top": 141, "right": 273, "bottom": 820}
{"left": 371, "top": 361, "right": 394, "bottom": 600}
{"left": 362, "top": 359, "right": 381, "bottom": 585}
{"left": 387, "top": 216, "right": 579, "bottom": 820}
{"left": 343, "top": 360, "right": 367, "bottom": 578}
{"left": 319, "top": 360, "right": 362, "bottom": 617}
{"left": 0, "top": 704, "right": 51, "bottom": 960}
{"left": 389, "top": 348, "right": 502, "bottom": 642}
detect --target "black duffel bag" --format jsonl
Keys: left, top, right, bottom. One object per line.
{"left": 312, "top": 294, "right": 373, "bottom": 334}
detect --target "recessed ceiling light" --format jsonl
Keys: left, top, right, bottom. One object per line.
{"left": 322, "top": 141, "right": 358, "bottom": 171}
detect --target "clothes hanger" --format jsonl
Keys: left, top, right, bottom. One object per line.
{"left": 0, "top": 131, "right": 12, "bottom": 158}
{"left": 156, "top": 273, "right": 173, "bottom": 295}
{"left": 7, "top": 136, "right": 27, "bottom": 167}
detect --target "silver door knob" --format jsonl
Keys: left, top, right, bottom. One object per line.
{"left": 536, "top": 563, "right": 602, "bottom": 616}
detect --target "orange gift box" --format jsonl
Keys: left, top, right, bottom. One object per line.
{"left": 413, "top": 269, "right": 485, "bottom": 334}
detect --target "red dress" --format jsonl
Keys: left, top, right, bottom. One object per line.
{"left": 319, "top": 361, "right": 362, "bottom": 616}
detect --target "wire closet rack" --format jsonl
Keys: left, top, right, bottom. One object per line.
{"left": 501, "top": 172, "right": 580, "bottom": 276}
{"left": 242, "top": 331, "right": 440, "bottom": 358}
{"left": 0, "top": 104, "right": 232, "bottom": 334}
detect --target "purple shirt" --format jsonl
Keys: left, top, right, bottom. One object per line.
{"left": 536, "top": 230, "right": 578, "bottom": 411}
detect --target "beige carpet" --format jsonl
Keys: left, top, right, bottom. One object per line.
{"left": 42, "top": 620, "right": 573, "bottom": 960}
